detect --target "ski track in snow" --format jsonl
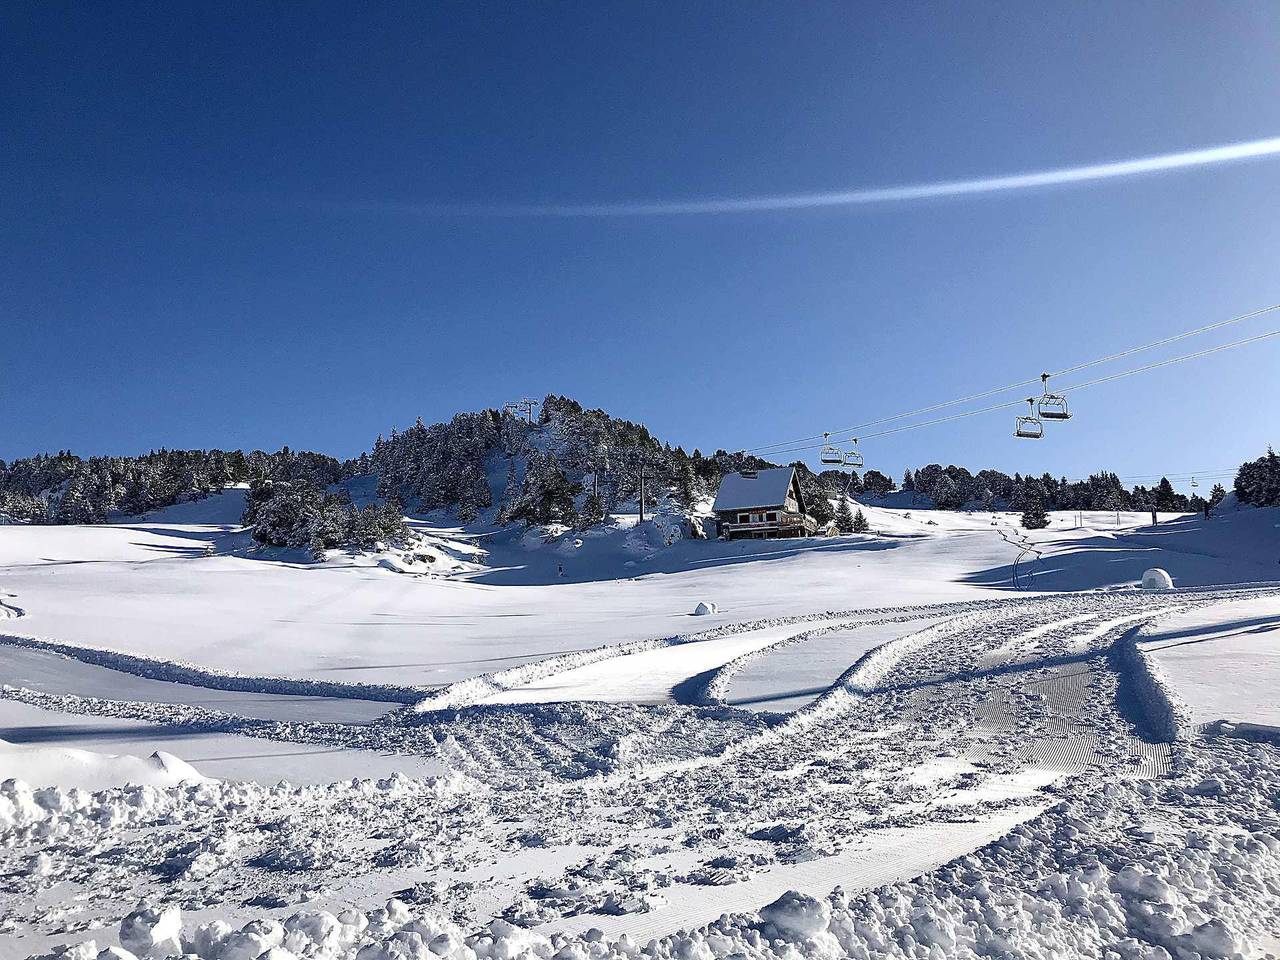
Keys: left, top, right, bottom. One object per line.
{"left": 8, "top": 581, "right": 1280, "bottom": 957}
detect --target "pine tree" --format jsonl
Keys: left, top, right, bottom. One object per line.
{"left": 834, "top": 497, "right": 854, "bottom": 533}
{"left": 578, "top": 489, "right": 605, "bottom": 530}
{"left": 56, "top": 476, "right": 99, "bottom": 524}
{"left": 1234, "top": 448, "right": 1280, "bottom": 507}
{"left": 930, "top": 474, "right": 961, "bottom": 510}
{"left": 348, "top": 505, "right": 383, "bottom": 549}
{"left": 1021, "top": 495, "right": 1050, "bottom": 530}
{"left": 497, "top": 458, "right": 521, "bottom": 524}
{"left": 306, "top": 498, "right": 348, "bottom": 559}
{"left": 1209, "top": 483, "right": 1227, "bottom": 508}
{"left": 862, "top": 470, "right": 895, "bottom": 500}
{"left": 851, "top": 508, "right": 870, "bottom": 534}
{"left": 456, "top": 463, "right": 491, "bottom": 523}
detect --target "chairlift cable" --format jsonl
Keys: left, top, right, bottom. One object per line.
{"left": 755, "top": 325, "right": 1280, "bottom": 456}
{"left": 744, "top": 301, "right": 1280, "bottom": 455}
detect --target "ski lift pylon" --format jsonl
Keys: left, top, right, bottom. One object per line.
{"left": 1015, "top": 398, "right": 1044, "bottom": 439}
{"left": 1036, "top": 373, "right": 1072, "bottom": 421}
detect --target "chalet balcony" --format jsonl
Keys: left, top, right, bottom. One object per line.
{"left": 717, "top": 516, "right": 815, "bottom": 540}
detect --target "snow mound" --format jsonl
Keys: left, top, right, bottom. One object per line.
{"left": 120, "top": 905, "right": 183, "bottom": 958}
{"left": 692, "top": 601, "right": 718, "bottom": 616}
{"left": 1142, "top": 568, "right": 1175, "bottom": 591}
{"left": 759, "top": 889, "right": 832, "bottom": 939}
{"left": 0, "top": 740, "right": 208, "bottom": 792}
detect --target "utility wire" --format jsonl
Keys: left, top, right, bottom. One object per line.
{"left": 745, "top": 301, "right": 1280, "bottom": 455}
{"left": 1118, "top": 470, "right": 1234, "bottom": 480}
{"left": 755, "top": 325, "right": 1280, "bottom": 458}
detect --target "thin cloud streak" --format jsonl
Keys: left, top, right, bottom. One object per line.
{"left": 345, "top": 135, "right": 1280, "bottom": 218}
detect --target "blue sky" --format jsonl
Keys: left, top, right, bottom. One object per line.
{"left": 4, "top": 2, "right": 1279, "bottom": 491}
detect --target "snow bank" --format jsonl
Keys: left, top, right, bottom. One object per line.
{"left": 0, "top": 740, "right": 207, "bottom": 791}
{"left": 0, "top": 773, "right": 193, "bottom": 834}
{"left": 0, "top": 632, "right": 425, "bottom": 704}
{"left": 1121, "top": 623, "right": 1195, "bottom": 743}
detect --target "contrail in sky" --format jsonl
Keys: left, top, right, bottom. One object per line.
{"left": 351, "top": 135, "right": 1280, "bottom": 217}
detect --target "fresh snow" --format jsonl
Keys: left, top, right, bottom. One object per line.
{"left": 0, "top": 737, "right": 205, "bottom": 791}
{"left": 4, "top": 502, "right": 1280, "bottom": 958}
{"left": 1140, "top": 594, "right": 1280, "bottom": 728}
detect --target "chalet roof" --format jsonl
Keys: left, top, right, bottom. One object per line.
{"left": 712, "top": 467, "right": 797, "bottom": 512}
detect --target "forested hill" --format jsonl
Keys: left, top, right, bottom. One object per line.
{"left": 0, "top": 395, "right": 770, "bottom": 530}
{"left": 365, "top": 394, "right": 768, "bottom": 527}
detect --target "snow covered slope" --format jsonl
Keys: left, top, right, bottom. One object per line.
{"left": 1, "top": 506, "right": 1277, "bottom": 695}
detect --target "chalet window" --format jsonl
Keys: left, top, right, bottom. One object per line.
{"left": 767, "top": 512, "right": 778, "bottom": 522}
{"left": 738, "top": 513, "right": 750, "bottom": 523}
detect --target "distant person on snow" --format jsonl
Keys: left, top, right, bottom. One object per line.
{"left": 557, "top": 563, "right": 564, "bottom": 578}
{"left": 1151, "top": 508, "right": 1157, "bottom": 527}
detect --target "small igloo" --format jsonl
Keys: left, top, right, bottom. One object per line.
{"left": 692, "top": 601, "right": 718, "bottom": 616}
{"left": 1141, "top": 568, "right": 1174, "bottom": 591}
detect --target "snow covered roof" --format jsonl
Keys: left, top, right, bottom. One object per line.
{"left": 712, "top": 467, "right": 797, "bottom": 512}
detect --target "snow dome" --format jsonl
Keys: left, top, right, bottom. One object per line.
{"left": 1141, "top": 568, "right": 1174, "bottom": 591}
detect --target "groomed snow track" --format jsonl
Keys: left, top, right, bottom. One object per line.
{"left": 5, "top": 583, "right": 1280, "bottom": 955}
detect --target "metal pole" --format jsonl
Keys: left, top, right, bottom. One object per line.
{"left": 639, "top": 469, "right": 645, "bottom": 524}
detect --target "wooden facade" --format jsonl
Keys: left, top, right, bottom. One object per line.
{"left": 713, "top": 468, "right": 819, "bottom": 540}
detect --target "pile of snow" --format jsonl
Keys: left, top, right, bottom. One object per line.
{"left": 37, "top": 737, "right": 1280, "bottom": 960}
{"left": 1142, "top": 568, "right": 1175, "bottom": 591}
{"left": 0, "top": 740, "right": 207, "bottom": 792}
{"left": 692, "top": 601, "right": 718, "bottom": 616}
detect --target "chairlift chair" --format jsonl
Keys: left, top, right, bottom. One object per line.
{"left": 1036, "top": 373, "right": 1072, "bottom": 421}
{"left": 842, "top": 439, "right": 864, "bottom": 469}
{"left": 819, "top": 432, "right": 843, "bottom": 465}
{"left": 1015, "top": 398, "right": 1044, "bottom": 439}
{"left": 1190, "top": 477, "right": 1200, "bottom": 489}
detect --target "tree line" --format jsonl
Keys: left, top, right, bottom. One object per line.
{"left": 4, "top": 397, "right": 1277, "bottom": 551}
{"left": 0, "top": 448, "right": 341, "bottom": 525}
{"left": 813, "top": 462, "right": 1224, "bottom": 515}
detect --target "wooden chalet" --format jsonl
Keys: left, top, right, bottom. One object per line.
{"left": 712, "top": 466, "right": 818, "bottom": 540}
